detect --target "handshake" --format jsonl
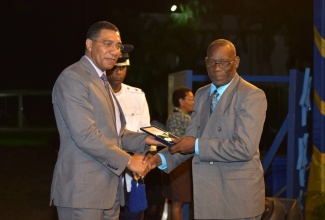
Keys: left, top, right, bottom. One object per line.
{"left": 126, "top": 135, "right": 196, "bottom": 179}
{"left": 125, "top": 135, "right": 164, "bottom": 179}
{"left": 126, "top": 153, "right": 161, "bottom": 179}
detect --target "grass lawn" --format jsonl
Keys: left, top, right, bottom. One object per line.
{"left": 0, "top": 131, "right": 58, "bottom": 219}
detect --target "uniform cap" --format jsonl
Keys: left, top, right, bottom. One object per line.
{"left": 116, "top": 44, "right": 134, "bottom": 66}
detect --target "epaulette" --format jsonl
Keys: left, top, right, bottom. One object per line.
{"left": 126, "top": 86, "right": 144, "bottom": 94}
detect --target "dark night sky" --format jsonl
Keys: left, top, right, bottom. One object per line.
{"left": 1, "top": 0, "right": 313, "bottom": 91}
{"left": 1, "top": 0, "right": 175, "bottom": 89}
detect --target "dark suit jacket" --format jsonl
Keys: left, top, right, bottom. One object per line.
{"left": 50, "top": 56, "right": 150, "bottom": 209}
{"left": 160, "top": 74, "right": 267, "bottom": 219}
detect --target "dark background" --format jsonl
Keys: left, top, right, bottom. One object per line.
{"left": 1, "top": 0, "right": 313, "bottom": 124}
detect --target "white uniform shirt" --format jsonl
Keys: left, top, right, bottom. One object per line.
{"left": 114, "top": 83, "right": 150, "bottom": 132}
{"left": 114, "top": 83, "right": 151, "bottom": 192}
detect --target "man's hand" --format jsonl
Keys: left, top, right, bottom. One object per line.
{"left": 145, "top": 136, "right": 166, "bottom": 147}
{"left": 143, "top": 153, "right": 162, "bottom": 170}
{"left": 126, "top": 154, "right": 149, "bottom": 179}
{"left": 169, "top": 136, "right": 195, "bottom": 154}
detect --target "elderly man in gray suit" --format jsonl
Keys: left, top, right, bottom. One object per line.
{"left": 50, "top": 21, "right": 161, "bottom": 220}
{"left": 145, "top": 39, "right": 267, "bottom": 220}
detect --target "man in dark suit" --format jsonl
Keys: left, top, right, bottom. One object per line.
{"left": 50, "top": 21, "right": 160, "bottom": 220}
{"left": 145, "top": 39, "right": 267, "bottom": 220}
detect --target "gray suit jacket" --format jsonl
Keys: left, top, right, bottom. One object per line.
{"left": 161, "top": 74, "right": 267, "bottom": 219}
{"left": 50, "top": 56, "right": 149, "bottom": 209}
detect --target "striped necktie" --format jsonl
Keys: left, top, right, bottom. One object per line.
{"left": 210, "top": 89, "right": 219, "bottom": 114}
{"left": 100, "top": 74, "right": 110, "bottom": 94}
{"left": 100, "top": 74, "right": 116, "bottom": 118}
{"left": 100, "top": 74, "right": 123, "bottom": 134}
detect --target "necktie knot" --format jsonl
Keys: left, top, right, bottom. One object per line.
{"left": 210, "top": 89, "right": 219, "bottom": 114}
{"left": 100, "top": 74, "right": 107, "bottom": 81}
{"left": 212, "top": 89, "right": 218, "bottom": 96}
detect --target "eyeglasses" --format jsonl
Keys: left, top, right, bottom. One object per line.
{"left": 205, "top": 56, "right": 237, "bottom": 69}
{"left": 112, "top": 65, "right": 127, "bottom": 71}
{"left": 92, "top": 39, "right": 124, "bottom": 51}
{"left": 184, "top": 97, "right": 194, "bottom": 101}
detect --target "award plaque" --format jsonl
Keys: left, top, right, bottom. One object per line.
{"left": 140, "top": 125, "right": 178, "bottom": 147}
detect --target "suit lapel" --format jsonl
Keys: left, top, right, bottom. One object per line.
{"left": 199, "top": 75, "right": 240, "bottom": 136}
{"left": 110, "top": 90, "right": 127, "bottom": 136}
{"left": 217, "top": 74, "right": 240, "bottom": 115}
{"left": 199, "top": 92, "right": 211, "bottom": 137}
{"left": 80, "top": 57, "right": 117, "bottom": 126}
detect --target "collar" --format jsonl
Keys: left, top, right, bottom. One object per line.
{"left": 210, "top": 78, "right": 234, "bottom": 97}
{"left": 84, "top": 55, "right": 105, "bottom": 77}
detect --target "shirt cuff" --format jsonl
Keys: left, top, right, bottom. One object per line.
{"left": 157, "top": 153, "right": 167, "bottom": 170}
{"left": 195, "top": 138, "right": 199, "bottom": 155}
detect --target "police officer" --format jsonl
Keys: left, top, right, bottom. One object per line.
{"left": 107, "top": 44, "right": 150, "bottom": 220}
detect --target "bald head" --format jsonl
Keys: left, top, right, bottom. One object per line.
{"left": 207, "top": 39, "right": 236, "bottom": 58}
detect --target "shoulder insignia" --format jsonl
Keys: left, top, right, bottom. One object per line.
{"left": 127, "top": 86, "right": 144, "bottom": 94}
